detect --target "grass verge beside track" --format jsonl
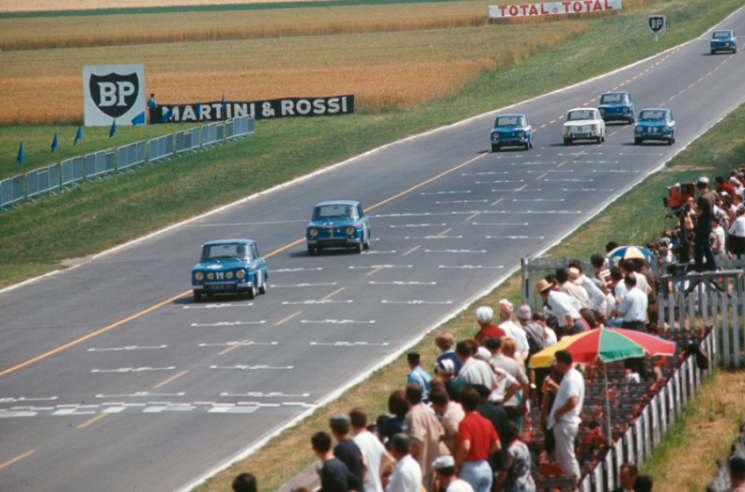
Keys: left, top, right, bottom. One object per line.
{"left": 191, "top": 66, "right": 745, "bottom": 492}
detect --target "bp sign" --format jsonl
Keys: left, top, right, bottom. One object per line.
{"left": 83, "top": 64, "right": 146, "bottom": 127}
{"left": 648, "top": 15, "right": 666, "bottom": 34}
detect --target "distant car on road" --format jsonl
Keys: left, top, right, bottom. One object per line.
{"left": 191, "top": 239, "right": 267, "bottom": 302}
{"left": 563, "top": 108, "right": 605, "bottom": 145}
{"left": 490, "top": 114, "right": 533, "bottom": 151}
{"left": 597, "top": 92, "right": 634, "bottom": 124}
{"left": 711, "top": 30, "right": 737, "bottom": 54}
{"left": 306, "top": 200, "right": 370, "bottom": 255}
{"left": 634, "top": 108, "right": 676, "bottom": 145}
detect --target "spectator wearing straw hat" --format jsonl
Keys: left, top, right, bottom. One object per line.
{"left": 474, "top": 306, "right": 505, "bottom": 342}
{"left": 535, "top": 279, "right": 585, "bottom": 337}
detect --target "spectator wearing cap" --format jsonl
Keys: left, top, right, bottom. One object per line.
{"left": 548, "top": 350, "right": 584, "bottom": 483}
{"left": 612, "top": 463, "right": 638, "bottom": 492}
{"left": 432, "top": 455, "right": 474, "bottom": 492}
{"left": 496, "top": 299, "right": 530, "bottom": 361}
{"left": 474, "top": 306, "right": 506, "bottom": 342}
{"left": 351, "top": 407, "right": 391, "bottom": 492}
{"left": 406, "top": 352, "right": 432, "bottom": 403}
{"left": 387, "top": 434, "right": 422, "bottom": 492}
{"left": 555, "top": 268, "right": 591, "bottom": 310}
{"left": 717, "top": 176, "right": 738, "bottom": 197}
{"left": 232, "top": 473, "right": 257, "bottom": 492}
{"left": 516, "top": 305, "right": 551, "bottom": 354}
{"left": 633, "top": 475, "right": 653, "bottom": 492}
{"left": 535, "top": 279, "right": 585, "bottom": 337}
{"left": 729, "top": 204, "right": 745, "bottom": 258}
{"left": 728, "top": 456, "right": 745, "bottom": 491}
{"left": 435, "top": 331, "right": 462, "bottom": 376}
{"left": 436, "top": 359, "right": 467, "bottom": 403}
{"left": 687, "top": 176, "right": 718, "bottom": 272}
{"left": 455, "top": 386, "right": 500, "bottom": 492}
{"left": 312, "top": 431, "right": 361, "bottom": 492}
{"left": 493, "top": 421, "right": 535, "bottom": 492}
{"left": 455, "top": 341, "right": 496, "bottom": 389}
{"left": 404, "top": 384, "right": 444, "bottom": 492}
{"left": 568, "top": 261, "right": 607, "bottom": 322}
{"left": 330, "top": 413, "right": 365, "bottom": 488}
{"left": 429, "top": 387, "right": 464, "bottom": 453}
{"left": 378, "top": 391, "right": 410, "bottom": 441}
{"left": 484, "top": 337, "right": 529, "bottom": 422}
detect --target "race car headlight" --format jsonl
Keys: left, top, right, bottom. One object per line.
{"left": 518, "top": 131, "right": 525, "bottom": 138}
{"left": 236, "top": 269, "right": 246, "bottom": 279}
{"left": 309, "top": 228, "right": 318, "bottom": 236}
{"left": 346, "top": 227, "right": 355, "bottom": 235}
{"left": 635, "top": 127, "right": 643, "bottom": 134}
{"left": 599, "top": 108, "right": 605, "bottom": 113}
{"left": 563, "top": 127, "right": 570, "bottom": 134}
{"left": 195, "top": 272, "right": 204, "bottom": 281}
{"left": 622, "top": 108, "right": 628, "bottom": 114}
{"left": 592, "top": 125, "right": 599, "bottom": 133}
{"left": 226, "top": 271, "right": 234, "bottom": 280}
{"left": 207, "top": 273, "right": 215, "bottom": 280}
{"left": 662, "top": 127, "right": 669, "bottom": 134}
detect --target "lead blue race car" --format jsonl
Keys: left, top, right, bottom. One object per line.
{"left": 711, "top": 30, "right": 737, "bottom": 54}
{"left": 490, "top": 114, "right": 533, "bottom": 152}
{"left": 191, "top": 239, "right": 268, "bottom": 302}
{"left": 634, "top": 108, "right": 676, "bottom": 145}
{"left": 306, "top": 200, "right": 371, "bottom": 255}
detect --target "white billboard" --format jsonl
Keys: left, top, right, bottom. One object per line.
{"left": 489, "top": 0, "right": 622, "bottom": 18}
{"left": 83, "top": 64, "right": 146, "bottom": 127}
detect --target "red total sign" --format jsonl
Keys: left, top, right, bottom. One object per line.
{"left": 488, "top": 0, "right": 623, "bottom": 18}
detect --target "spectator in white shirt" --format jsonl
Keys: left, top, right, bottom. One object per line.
{"left": 535, "top": 279, "right": 585, "bottom": 337}
{"left": 729, "top": 204, "right": 745, "bottom": 257}
{"left": 711, "top": 215, "right": 728, "bottom": 262}
{"left": 496, "top": 299, "right": 530, "bottom": 361}
{"left": 555, "top": 268, "right": 591, "bottom": 310}
{"left": 455, "top": 341, "right": 495, "bottom": 389}
{"left": 548, "top": 350, "right": 584, "bottom": 485}
{"left": 387, "top": 434, "right": 422, "bottom": 492}
{"left": 351, "top": 407, "right": 392, "bottom": 492}
{"left": 568, "top": 263, "right": 607, "bottom": 322}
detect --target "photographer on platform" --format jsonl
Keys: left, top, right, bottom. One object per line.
{"left": 687, "top": 176, "right": 718, "bottom": 272}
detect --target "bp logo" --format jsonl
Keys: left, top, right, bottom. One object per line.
{"left": 89, "top": 72, "right": 140, "bottom": 118}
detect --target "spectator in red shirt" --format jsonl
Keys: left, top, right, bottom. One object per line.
{"left": 716, "top": 176, "right": 738, "bottom": 197}
{"left": 455, "top": 386, "right": 500, "bottom": 492}
{"left": 474, "top": 306, "right": 505, "bottom": 342}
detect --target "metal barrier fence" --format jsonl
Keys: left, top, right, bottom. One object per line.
{"left": 201, "top": 122, "right": 218, "bottom": 146}
{"left": 25, "top": 163, "right": 60, "bottom": 199}
{"left": 84, "top": 148, "right": 115, "bottom": 179}
{"left": 225, "top": 115, "right": 253, "bottom": 139}
{"left": 175, "top": 127, "right": 200, "bottom": 153}
{"left": 118, "top": 141, "right": 146, "bottom": 170}
{"left": 148, "top": 134, "right": 174, "bottom": 163}
{"left": 61, "top": 157, "right": 84, "bottom": 187}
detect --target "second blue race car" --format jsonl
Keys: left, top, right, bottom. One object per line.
{"left": 634, "top": 108, "right": 676, "bottom": 145}
{"left": 597, "top": 92, "right": 634, "bottom": 124}
{"left": 306, "top": 200, "right": 371, "bottom": 255}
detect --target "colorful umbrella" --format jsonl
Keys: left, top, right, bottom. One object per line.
{"left": 530, "top": 328, "right": 676, "bottom": 442}
{"left": 607, "top": 245, "right": 656, "bottom": 261}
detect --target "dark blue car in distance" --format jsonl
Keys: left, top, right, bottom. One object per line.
{"left": 597, "top": 92, "right": 634, "bottom": 124}
{"left": 306, "top": 200, "right": 371, "bottom": 255}
{"left": 711, "top": 30, "right": 737, "bottom": 54}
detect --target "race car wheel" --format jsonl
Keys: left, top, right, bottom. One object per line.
{"left": 668, "top": 137, "right": 674, "bottom": 146}
{"left": 634, "top": 138, "right": 642, "bottom": 145}
{"left": 307, "top": 245, "right": 315, "bottom": 256}
{"left": 711, "top": 49, "right": 716, "bottom": 55}
{"left": 734, "top": 48, "right": 738, "bottom": 54}
{"left": 354, "top": 243, "right": 362, "bottom": 254}
{"left": 193, "top": 290, "right": 202, "bottom": 303}
{"left": 363, "top": 233, "right": 371, "bottom": 250}
{"left": 246, "top": 276, "right": 257, "bottom": 300}
{"left": 599, "top": 136, "right": 605, "bottom": 143}
{"left": 259, "top": 272, "right": 267, "bottom": 295}
{"left": 628, "top": 117, "right": 635, "bottom": 125}
{"left": 529, "top": 139, "right": 534, "bottom": 149}
{"left": 563, "top": 138, "right": 572, "bottom": 146}
{"left": 491, "top": 144, "right": 499, "bottom": 152}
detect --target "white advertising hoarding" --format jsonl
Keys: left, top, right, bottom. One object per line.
{"left": 83, "top": 64, "right": 146, "bottom": 127}
{"left": 489, "top": 0, "right": 622, "bottom": 19}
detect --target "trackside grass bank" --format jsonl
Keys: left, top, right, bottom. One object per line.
{"left": 191, "top": 42, "right": 745, "bottom": 492}
{"left": 0, "top": 0, "right": 741, "bottom": 288}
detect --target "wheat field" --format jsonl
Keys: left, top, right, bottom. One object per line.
{"left": 0, "top": 0, "right": 332, "bottom": 12}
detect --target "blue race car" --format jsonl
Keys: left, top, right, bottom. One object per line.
{"left": 191, "top": 239, "right": 268, "bottom": 302}
{"left": 491, "top": 114, "right": 533, "bottom": 152}
{"left": 306, "top": 200, "right": 371, "bottom": 255}
{"left": 711, "top": 30, "right": 737, "bottom": 54}
{"left": 634, "top": 108, "right": 676, "bottom": 145}
{"left": 598, "top": 92, "right": 634, "bottom": 124}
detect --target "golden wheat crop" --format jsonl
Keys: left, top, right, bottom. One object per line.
{"left": 0, "top": 0, "right": 332, "bottom": 12}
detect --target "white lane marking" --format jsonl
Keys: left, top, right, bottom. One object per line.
{"left": 272, "top": 267, "right": 323, "bottom": 273}
{"left": 420, "top": 191, "right": 470, "bottom": 195}
{"left": 191, "top": 320, "right": 266, "bottom": 326}
{"left": 208, "top": 406, "right": 260, "bottom": 413}
{"left": 368, "top": 281, "right": 436, "bottom": 285}
{"left": 198, "top": 341, "right": 278, "bottom": 347}
{"left": 435, "top": 200, "right": 488, "bottom": 204}
{"left": 381, "top": 300, "right": 453, "bottom": 305}
{"left": 492, "top": 188, "right": 543, "bottom": 192}
{"left": 513, "top": 199, "right": 565, "bottom": 202}
{"left": 471, "top": 222, "right": 529, "bottom": 226}
{"left": 210, "top": 365, "right": 294, "bottom": 370}
{"left": 571, "top": 161, "right": 618, "bottom": 164}
{"left": 591, "top": 170, "right": 640, "bottom": 173}
{"left": 0, "top": 396, "right": 58, "bottom": 403}
{"left": 558, "top": 152, "right": 602, "bottom": 156}
{"left": 390, "top": 223, "right": 447, "bottom": 228}
{"left": 374, "top": 210, "right": 584, "bottom": 217}
{"left": 95, "top": 392, "right": 186, "bottom": 398}
{"left": 509, "top": 161, "right": 557, "bottom": 165}
{"left": 403, "top": 235, "right": 463, "bottom": 239}
{"left": 493, "top": 155, "right": 526, "bottom": 158}
{"left": 183, "top": 303, "right": 253, "bottom": 309}
{"left": 88, "top": 345, "right": 167, "bottom": 352}
{"left": 424, "top": 249, "right": 487, "bottom": 253}
{"left": 475, "top": 180, "right": 524, "bottom": 184}
{"left": 544, "top": 178, "right": 593, "bottom": 182}
{"left": 301, "top": 319, "right": 376, "bottom": 324}
{"left": 310, "top": 342, "right": 390, "bottom": 347}
{"left": 0, "top": 411, "right": 37, "bottom": 418}
{"left": 617, "top": 152, "right": 664, "bottom": 156}
{"left": 52, "top": 408, "right": 97, "bottom": 416}
{"left": 439, "top": 265, "right": 504, "bottom": 269}
{"left": 188, "top": 220, "right": 307, "bottom": 226}
{"left": 270, "top": 283, "right": 337, "bottom": 288}
{"left": 91, "top": 367, "right": 175, "bottom": 373}
{"left": 349, "top": 265, "right": 412, "bottom": 269}
{"left": 461, "top": 171, "right": 509, "bottom": 176}
{"left": 562, "top": 188, "right": 615, "bottom": 192}
{"left": 361, "top": 251, "right": 397, "bottom": 254}
{"left": 220, "top": 392, "right": 311, "bottom": 398}
{"left": 526, "top": 170, "right": 573, "bottom": 173}
{"left": 485, "top": 235, "right": 545, "bottom": 239}
{"left": 282, "top": 300, "right": 353, "bottom": 305}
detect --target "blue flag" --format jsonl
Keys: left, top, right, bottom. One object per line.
{"left": 109, "top": 119, "right": 117, "bottom": 138}
{"left": 221, "top": 92, "right": 226, "bottom": 109}
{"left": 131, "top": 111, "right": 146, "bottom": 126}
{"left": 161, "top": 106, "right": 173, "bottom": 123}
{"left": 51, "top": 132, "right": 58, "bottom": 152}
{"left": 74, "top": 126, "right": 83, "bottom": 146}
{"left": 17, "top": 141, "right": 24, "bottom": 165}
{"left": 196, "top": 101, "right": 201, "bottom": 120}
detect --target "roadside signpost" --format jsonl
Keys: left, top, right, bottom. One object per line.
{"left": 648, "top": 15, "right": 666, "bottom": 42}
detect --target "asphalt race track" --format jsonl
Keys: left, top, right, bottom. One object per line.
{"left": 2, "top": 9, "right": 745, "bottom": 492}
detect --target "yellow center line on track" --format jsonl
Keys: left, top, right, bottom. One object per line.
{"left": 515, "top": 184, "right": 527, "bottom": 191}
{"left": 590, "top": 98, "right": 596, "bottom": 102}
{"left": 689, "top": 84, "right": 695, "bottom": 89}
{"left": 366, "top": 266, "right": 385, "bottom": 276}
{"left": 715, "top": 66, "right": 720, "bottom": 71}
{"left": 540, "top": 124, "right": 546, "bottom": 129}
{"left": 557, "top": 160, "right": 568, "bottom": 168}
{"left": 582, "top": 102, "right": 589, "bottom": 106}
{"left": 535, "top": 173, "right": 547, "bottom": 180}
{"left": 153, "top": 369, "right": 189, "bottom": 388}
{"left": 619, "top": 83, "right": 625, "bottom": 87}
{"left": 549, "top": 120, "right": 556, "bottom": 124}
{"left": 219, "top": 340, "right": 249, "bottom": 356}
{"left": 633, "top": 76, "right": 638, "bottom": 80}
{"left": 77, "top": 414, "right": 108, "bottom": 429}
{"left": 679, "top": 90, "right": 685, "bottom": 95}
{"left": 669, "top": 96, "right": 676, "bottom": 101}
{"left": 491, "top": 197, "right": 504, "bottom": 207}
{"left": 608, "top": 131, "right": 617, "bottom": 137}
{"left": 723, "top": 60, "right": 728, "bottom": 65}
{"left": 465, "top": 212, "right": 480, "bottom": 221}
{"left": 0, "top": 450, "right": 35, "bottom": 470}
{"left": 323, "top": 287, "right": 346, "bottom": 300}
{"left": 276, "top": 311, "right": 302, "bottom": 325}
{"left": 626, "top": 79, "right": 631, "bottom": 83}
{"left": 707, "top": 72, "right": 712, "bottom": 77}
{"left": 1, "top": 151, "right": 493, "bottom": 379}
{"left": 436, "top": 228, "right": 452, "bottom": 237}
{"left": 558, "top": 116, "right": 564, "bottom": 120}
{"left": 613, "top": 87, "right": 618, "bottom": 90}
{"left": 402, "top": 245, "right": 420, "bottom": 256}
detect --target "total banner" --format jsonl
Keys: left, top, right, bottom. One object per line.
{"left": 488, "top": 0, "right": 622, "bottom": 18}
{"left": 159, "top": 95, "right": 354, "bottom": 123}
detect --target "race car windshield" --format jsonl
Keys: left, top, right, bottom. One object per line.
{"left": 314, "top": 205, "right": 357, "bottom": 220}
{"left": 713, "top": 31, "right": 731, "bottom": 38}
{"left": 567, "top": 110, "right": 594, "bottom": 121}
{"left": 201, "top": 244, "right": 250, "bottom": 260}
{"left": 639, "top": 110, "right": 667, "bottom": 121}
{"left": 495, "top": 116, "right": 525, "bottom": 127}
{"left": 600, "top": 94, "right": 624, "bottom": 104}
